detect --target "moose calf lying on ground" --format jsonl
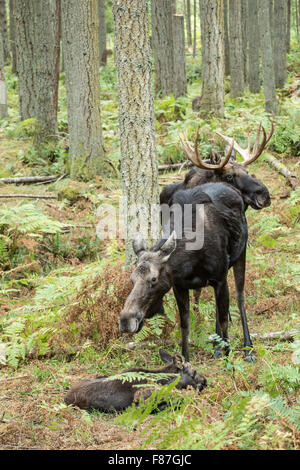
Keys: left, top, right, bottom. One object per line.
{"left": 64, "top": 349, "right": 207, "bottom": 412}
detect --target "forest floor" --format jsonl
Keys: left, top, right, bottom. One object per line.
{"left": 0, "top": 52, "right": 299, "bottom": 450}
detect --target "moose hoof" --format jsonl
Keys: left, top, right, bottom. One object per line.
{"left": 213, "top": 349, "right": 222, "bottom": 359}
{"left": 244, "top": 350, "right": 256, "bottom": 363}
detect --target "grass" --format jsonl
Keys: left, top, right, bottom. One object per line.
{"left": 0, "top": 41, "right": 299, "bottom": 450}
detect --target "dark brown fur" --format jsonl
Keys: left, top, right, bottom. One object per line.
{"left": 64, "top": 349, "right": 206, "bottom": 412}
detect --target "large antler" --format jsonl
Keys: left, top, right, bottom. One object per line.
{"left": 215, "top": 122, "right": 274, "bottom": 167}
{"left": 179, "top": 125, "right": 235, "bottom": 170}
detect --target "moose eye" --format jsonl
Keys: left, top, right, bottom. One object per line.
{"left": 226, "top": 174, "right": 233, "bottom": 182}
{"left": 152, "top": 277, "right": 157, "bottom": 283}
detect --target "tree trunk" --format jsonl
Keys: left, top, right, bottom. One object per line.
{"left": 9, "top": 0, "right": 17, "bottom": 73}
{"left": 199, "top": 0, "right": 224, "bottom": 116}
{"left": 248, "top": 0, "right": 260, "bottom": 93}
{"left": 273, "top": 0, "right": 287, "bottom": 89}
{"left": 14, "top": 0, "right": 60, "bottom": 143}
{"left": 98, "top": 0, "right": 107, "bottom": 65}
{"left": 61, "top": 0, "right": 106, "bottom": 179}
{"left": 241, "top": 0, "right": 247, "bottom": 83}
{"left": 193, "top": 0, "right": 196, "bottom": 57}
{"left": 286, "top": 0, "right": 291, "bottom": 53}
{"left": 151, "top": 0, "right": 175, "bottom": 97}
{"left": 173, "top": 13, "right": 187, "bottom": 98}
{"left": 113, "top": 0, "right": 159, "bottom": 267}
{"left": 0, "top": 0, "right": 9, "bottom": 62}
{"left": 224, "top": 0, "right": 230, "bottom": 76}
{"left": 35, "top": 0, "right": 61, "bottom": 145}
{"left": 0, "top": 31, "right": 8, "bottom": 118}
{"left": 229, "top": 0, "right": 244, "bottom": 97}
{"left": 259, "top": 0, "right": 278, "bottom": 114}
{"left": 269, "top": 0, "right": 275, "bottom": 50}
{"left": 186, "top": 0, "right": 192, "bottom": 47}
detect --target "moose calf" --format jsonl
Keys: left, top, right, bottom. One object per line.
{"left": 64, "top": 349, "right": 206, "bottom": 412}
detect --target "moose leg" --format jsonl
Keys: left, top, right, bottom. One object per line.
{"left": 213, "top": 280, "right": 230, "bottom": 358}
{"left": 233, "top": 249, "right": 256, "bottom": 363}
{"left": 173, "top": 285, "right": 190, "bottom": 361}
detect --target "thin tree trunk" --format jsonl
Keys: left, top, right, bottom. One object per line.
{"left": 113, "top": 0, "right": 159, "bottom": 267}
{"left": 98, "top": 0, "right": 107, "bottom": 65}
{"left": 241, "top": 0, "right": 247, "bottom": 83}
{"left": 151, "top": 0, "right": 175, "bottom": 96}
{"left": 0, "top": 30, "right": 8, "bottom": 118}
{"left": 224, "top": 0, "right": 230, "bottom": 76}
{"left": 61, "top": 0, "right": 106, "bottom": 179}
{"left": 248, "top": 0, "right": 260, "bottom": 93}
{"left": 273, "top": 0, "right": 287, "bottom": 89}
{"left": 186, "top": 0, "right": 192, "bottom": 47}
{"left": 193, "top": 0, "right": 196, "bottom": 57}
{"left": 173, "top": 13, "right": 187, "bottom": 98}
{"left": 287, "top": 0, "right": 291, "bottom": 53}
{"left": 0, "top": 0, "right": 9, "bottom": 62}
{"left": 229, "top": 0, "right": 244, "bottom": 97}
{"left": 259, "top": 0, "right": 278, "bottom": 114}
{"left": 9, "top": 0, "right": 17, "bottom": 73}
{"left": 199, "top": 0, "right": 224, "bottom": 116}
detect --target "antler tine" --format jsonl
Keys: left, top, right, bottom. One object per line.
{"left": 215, "top": 131, "right": 249, "bottom": 161}
{"left": 265, "top": 120, "right": 274, "bottom": 145}
{"left": 179, "top": 133, "right": 199, "bottom": 166}
{"left": 194, "top": 125, "right": 201, "bottom": 166}
{"left": 252, "top": 123, "right": 262, "bottom": 156}
{"left": 241, "top": 125, "right": 267, "bottom": 167}
{"left": 217, "top": 121, "right": 274, "bottom": 167}
{"left": 220, "top": 136, "right": 235, "bottom": 169}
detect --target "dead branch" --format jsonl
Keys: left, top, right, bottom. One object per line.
{"left": 265, "top": 153, "right": 298, "bottom": 189}
{"left": 251, "top": 330, "right": 296, "bottom": 341}
{"left": 0, "top": 175, "right": 58, "bottom": 185}
{"left": 0, "top": 193, "right": 57, "bottom": 199}
{"left": 158, "top": 161, "right": 193, "bottom": 172}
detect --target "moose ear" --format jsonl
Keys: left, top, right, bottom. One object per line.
{"left": 159, "top": 349, "right": 174, "bottom": 364}
{"left": 210, "top": 149, "right": 222, "bottom": 165}
{"left": 158, "top": 231, "right": 176, "bottom": 263}
{"left": 132, "top": 233, "right": 147, "bottom": 258}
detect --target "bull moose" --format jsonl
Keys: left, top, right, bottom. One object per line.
{"left": 119, "top": 125, "right": 273, "bottom": 363}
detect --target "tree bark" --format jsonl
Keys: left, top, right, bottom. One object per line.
{"left": 229, "top": 0, "right": 244, "bottom": 97}
{"left": 0, "top": 0, "right": 9, "bottom": 62}
{"left": 151, "top": 0, "right": 175, "bottom": 97}
{"left": 248, "top": 0, "right": 260, "bottom": 93}
{"left": 98, "top": 0, "right": 107, "bottom": 65}
{"left": 61, "top": 0, "right": 106, "bottom": 179}
{"left": 13, "top": 0, "right": 60, "bottom": 144}
{"left": 0, "top": 30, "right": 8, "bottom": 118}
{"left": 186, "top": 0, "right": 192, "bottom": 47}
{"left": 286, "top": 0, "right": 291, "bottom": 53}
{"left": 9, "top": 0, "right": 17, "bottom": 73}
{"left": 173, "top": 14, "right": 187, "bottom": 98}
{"left": 259, "top": 0, "right": 278, "bottom": 114}
{"left": 193, "top": 0, "right": 196, "bottom": 57}
{"left": 273, "top": 0, "right": 287, "bottom": 89}
{"left": 224, "top": 0, "right": 230, "bottom": 76}
{"left": 113, "top": 0, "right": 159, "bottom": 267}
{"left": 241, "top": 0, "right": 247, "bottom": 83}
{"left": 199, "top": 0, "right": 224, "bottom": 116}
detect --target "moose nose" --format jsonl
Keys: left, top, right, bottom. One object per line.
{"left": 119, "top": 317, "right": 129, "bottom": 333}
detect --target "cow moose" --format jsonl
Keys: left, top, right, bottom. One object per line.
{"left": 64, "top": 349, "right": 207, "bottom": 412}
{"left": 119, "top": 124, "right": 273, "bottom": 363}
